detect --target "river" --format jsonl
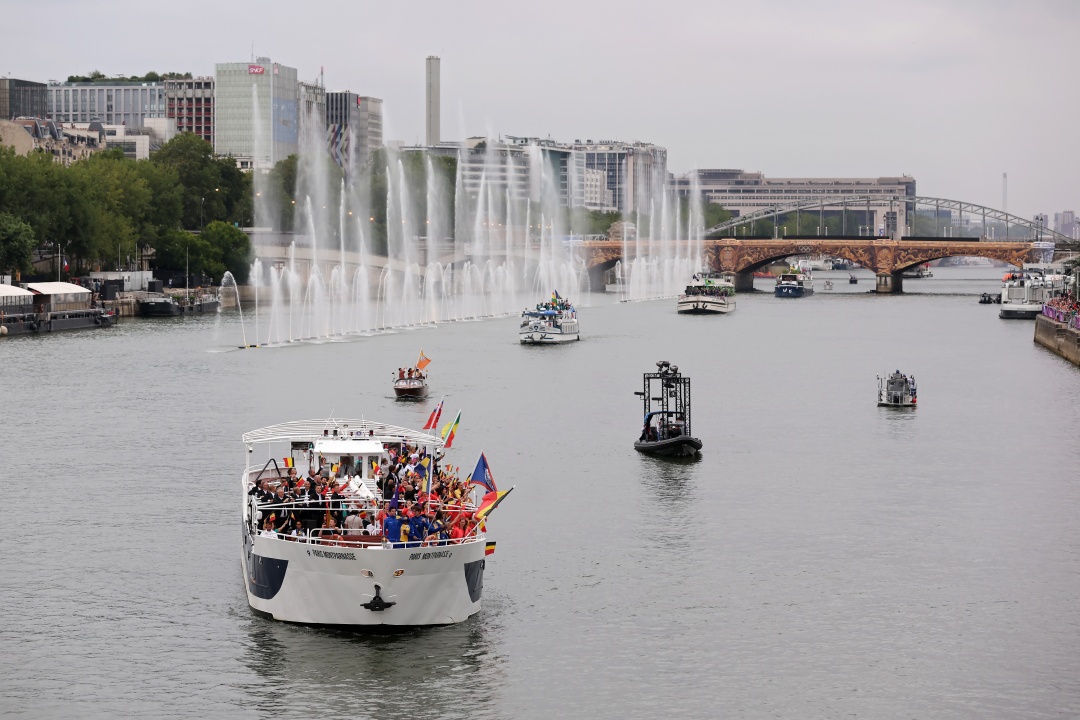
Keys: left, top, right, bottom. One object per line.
{"left": 2, "top": 266, "right": 1078, "bottom": 719}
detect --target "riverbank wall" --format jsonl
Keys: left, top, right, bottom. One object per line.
{"left": 1034, "top": 312, "right": 1080, "bottom": 367}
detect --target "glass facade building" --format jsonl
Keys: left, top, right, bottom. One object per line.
{"left": 214, "top": 58, "right": 298, "bottom": 169}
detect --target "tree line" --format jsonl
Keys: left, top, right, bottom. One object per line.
{"left": 0, "top": 133, "right": 251, "bottom": 283}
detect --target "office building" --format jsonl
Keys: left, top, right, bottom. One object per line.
{"left": 671, "top": 169, "right": 916, "bottom": 232}
{"left": 0, "top": 79, "right": 47, "bottom": 120}
{"left": 575, "top": 140, "right": 668, "bottom": 215}
{"left": 165, "top": 76, "right": 214, "bottom": 145}
{"left": 214, "top": 58, "right": 299, "bottom": 170}
{"left": 299, "top": 80, "right": 326, "bottom": 130}
{"left": 326, "top": 92, "right": 383, "bottom": 167}
{"left": 46, "top": 80, "right": 166, "bottom": 127}
{"left": 1053, "top": 211, "right": 1077, "bottom": 239}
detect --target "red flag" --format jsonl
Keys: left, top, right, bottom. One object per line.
{"left": 422, "top": 396, "right": 444, "bottom": 430}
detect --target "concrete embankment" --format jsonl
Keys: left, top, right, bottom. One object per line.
{"left": 1034, "top": 314, "right": 1080, "bottom": 367}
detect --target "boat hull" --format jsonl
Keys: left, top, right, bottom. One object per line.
{"left": 242, "top": 524, "right": 485, "bottom": 626}
{"left": 520, "top": 330, "right": 579, "bottom": 343}
{"left": 138, "top": 299, "right": 182, "bottom": 316}
{"left": 774, "top": 285, "right": 807, "bottom": 298}
{"left": 677, "top": 298, "right": 735, "bottom": 314}
{"left": 999, "top": 304, "right": 1041, "bottom": 319}
{"left": 181, "top": 299, "right": 220, "bottom": 314}
{"left": 393, "top": 381, "right": 429, "bottom": 398}
{"left": 634, "top": 436, "right": 702, "bottom": 457}
{"left": 877, "top": 400, "right": 917, "bottom": 408}
{"left": 1, "top": 310, "right": 115, "bottom": 334}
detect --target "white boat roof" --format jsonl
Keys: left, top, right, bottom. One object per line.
{"left": 0, "top": 284, "right": 34, "bottom": 298}
{"left": 26, "top": 281, "right": 91, "bottom": 295}
{"left": 313, "top": 438, "right": 386, "bottom": 455}
{"left": 243, "top": 418, "right": 443, "bottom": 448}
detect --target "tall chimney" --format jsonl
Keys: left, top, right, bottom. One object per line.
{"left": 426, "top": 56, "right": 440, "bottom": 147}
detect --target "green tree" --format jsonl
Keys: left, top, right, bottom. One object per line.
{"left": 0, "top": 212, "right": 35, "bottom": 278}
{"left": 151, "top": 133, "right": 226, "bottom": 229}
{"left": 201, "top": 221, "right": 251, "bottom": 283}
{"left": 267, "top": 154, "right": 299, "bottom": 231}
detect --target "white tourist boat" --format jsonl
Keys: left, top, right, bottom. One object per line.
{"left": 240, "top": 418, "right": 492, "bottom": 626}
{"left": 520, "top": 292, "right": 579, "bottom": 343}
{"left": 677, "top": 273, "right": 736, "bottom": 314}
{"left": 999, "top": 269, "right": 1059, "bottom": 319}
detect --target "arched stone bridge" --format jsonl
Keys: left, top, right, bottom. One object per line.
{"left": 579, "top": 237, "right": 1043, "bottom": 293}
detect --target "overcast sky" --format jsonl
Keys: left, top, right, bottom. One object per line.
{"left": 8, "top": 0, "right": 1078, "bottom": 219}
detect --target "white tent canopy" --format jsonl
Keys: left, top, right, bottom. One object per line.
{"left": 0, "top": 284, "right": 34, "bottom": 298}
{"left": 25, "top": 282, "right": 91, "bottom": 296}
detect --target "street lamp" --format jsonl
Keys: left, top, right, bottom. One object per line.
{"left": 200, "top": 196, "right": 205, "bottom": 229}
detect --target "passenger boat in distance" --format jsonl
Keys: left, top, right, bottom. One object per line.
{"left": 138, "top": 291, "right": 221, "bottom": 317}
{"left": 999, "top": 269, "right": 1058, "bottom": 319}
{"left": 877, "top": 370, "right": 917, "bottom": 408}
{"left": 0, "top": 282, "right": 115, "bottom": 336}
{"left": 633, "top": 360, "right": 702, "bottom": 457}
{"left": 677, "top": 272, "right": 736, "bottom": 314}
{"left": 393, "top": 349, "right": 431, "bottom": 399}
{"left": 848, "top": 274, "right": 858, "bottom": 285}
{"left": 520, "top": 291, "right": 579, "bottom": 343}
{"left": 240, "top": 418, "right": 500, "bottom": 626}
{"left": 774, "top": 270, "right": 814, "bottom": 298}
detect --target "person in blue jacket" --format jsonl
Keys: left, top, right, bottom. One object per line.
{"left": 383, "top": 506, "right": 403, "bottom": 548}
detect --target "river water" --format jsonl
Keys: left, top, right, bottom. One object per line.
{"left": 2, "top": 266, "right": 1079, "bottom": 719}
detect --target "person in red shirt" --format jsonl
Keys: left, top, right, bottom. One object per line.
{"left": 448, "top": 519, "right": 465, "bottom": 543}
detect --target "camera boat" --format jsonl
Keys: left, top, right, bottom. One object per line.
{"left": 633, "top": 360, "right": 702, "bottom": 457}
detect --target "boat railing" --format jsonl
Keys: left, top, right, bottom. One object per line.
{"left": 256, "top": 529, "right": 484, "bottom": 549}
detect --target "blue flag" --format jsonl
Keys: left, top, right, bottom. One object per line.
{"left": 467, "top": 452, "right": 497, "bottom": 493}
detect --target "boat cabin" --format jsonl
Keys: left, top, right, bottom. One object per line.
{"left": 26, "top": 281, "right": 93, "bottom": 312}
{"left": 0, "top": 284, "right": 34, "bottom": 319}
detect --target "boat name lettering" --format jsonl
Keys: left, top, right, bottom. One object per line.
{"left": 410, "top": 550, "right": 454, "bottom": 560}
{"left": 308, "top": 548, "right": 356, "bottom": 560}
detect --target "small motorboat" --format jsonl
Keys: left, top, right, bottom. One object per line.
{"left": 633, "top": 360, "right": 702, "bottom": 457}
{"left": 877, "top": 370, "right": 917, "bottom": 408}
{"left": 978, "top": 293, "right": 1000, "bottom": 305}
{"left": 848, "top": 274, "right": 858, "bottom": 285}
{"left": 393, "top": 350, "right": 431, "bottom": 399}
{"left": 824, "top": 280, "right": 834, "bottom": 291}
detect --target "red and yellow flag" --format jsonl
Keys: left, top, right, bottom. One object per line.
{"left": 476, "top": 487, "right": 513, "bottom": 521}
{"left": 282, "top": 457, "right": 294, "bottom": 468}
{"left": 416, "top": 349, "right": 431, "bottom": 371}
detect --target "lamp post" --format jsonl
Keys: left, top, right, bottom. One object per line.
{"left": 200, "top": 197, "right": 205, "bottom": 229}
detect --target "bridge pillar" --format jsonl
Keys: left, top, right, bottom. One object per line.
{"left": 734, "top": 271, "right": 755, "bottom": 293}
{"left": 875, "top": 273, "right": 903, "bottom": 294}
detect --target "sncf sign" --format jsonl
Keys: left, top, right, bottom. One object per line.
{"left": 248, "top": 65, "right": 265, "bottom": 75}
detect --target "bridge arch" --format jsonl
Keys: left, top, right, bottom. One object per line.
{"left": 705, "top": 195, "right": 1072, "bottom": 244}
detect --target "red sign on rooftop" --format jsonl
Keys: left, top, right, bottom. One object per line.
{"left": 248, "top": 65, "right": 265, "bottom": 75}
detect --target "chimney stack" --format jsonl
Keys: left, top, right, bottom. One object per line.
{"left": 425, "top": 56, "right": 440, "bottom": 147}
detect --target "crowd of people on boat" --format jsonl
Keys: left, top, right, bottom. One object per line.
{"left": 397, "top": 367, "right": 427, "bottom": 381}
{"left": 249, "top": 444, "right": 482, "bottom": 548}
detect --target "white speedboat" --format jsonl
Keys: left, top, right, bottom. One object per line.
{"left": 240, "top": 418, "right": 492, "bottom": 626}
{"left": 677, "top": 273, "right": 736, "bottom": 314}
{"left": 520, "top": 293, "right": 579, "bottom": 343}
{"left": 877, "top": 370, "right": 917, "bottom": 408}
